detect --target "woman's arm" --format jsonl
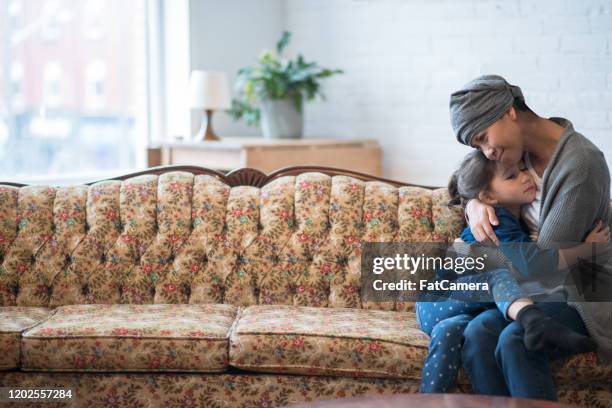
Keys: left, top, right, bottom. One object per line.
{"left": 454, "top": 211, "right": 551, "bottom": 277}
{"left": 558, "top": 221, "right": 610, "bottom": 268}
{"left": 498, "top": 221, "right": 610, "bottom": 278}
{"left": 465, "top": 199, "right": 501, "bottom": 245}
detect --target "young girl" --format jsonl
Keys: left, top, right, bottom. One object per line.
{"left": 416, "top": 150, "right": 607, "bottom": 393}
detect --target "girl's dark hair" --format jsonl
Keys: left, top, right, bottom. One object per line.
{"left": 448, "top": 150, "right": 496, "bottom": 206}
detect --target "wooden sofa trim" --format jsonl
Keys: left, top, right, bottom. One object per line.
{"left": 2, "top": 165, "right": 440, "bottom": 190}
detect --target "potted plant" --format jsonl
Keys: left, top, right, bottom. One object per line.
{"left": 229, "top": 31, "right": 343, "bottom": 139}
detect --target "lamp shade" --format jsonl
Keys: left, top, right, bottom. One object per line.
{"left": 189, "top": 70, "right": 231, "bottom": 110}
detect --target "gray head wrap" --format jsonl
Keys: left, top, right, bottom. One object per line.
{"left": 449, "top": 75, "right": 524, "bottom": 146}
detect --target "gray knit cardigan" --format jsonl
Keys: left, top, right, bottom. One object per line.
{"left": 537, "top": 117, "right": 612, "bottom": 364}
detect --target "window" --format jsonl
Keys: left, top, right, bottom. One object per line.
{"left": 10, "top": 62, "right": 24, "bottom": 108}
{"left": 43, "top": 62, "right": 63, "bottom": 107}
{"left": 85, "top": 60, "right": 106, "bottom": 109}
{"left": 82, "top": 0, "right": 106, "bottom": 40}
{"left": 0, "top": 120, "right": 8, "bottom": 146}
{"left": 8, "top": 0, "right": 22, "bottom": 17}
{"left": 0, "top": 0, "right": 150, "bottom": 183}
{"left": 40, "top": 1, "right": 63, "bottom": 41}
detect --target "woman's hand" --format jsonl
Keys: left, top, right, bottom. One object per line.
{"left": 465, "top": 199, "right": 500, "bottom": 246}
{"left": 559, "top": 220, "right": 611, "bottom": 269}
{"left": 585, "top": 220, "right": 610, "bottom": 243}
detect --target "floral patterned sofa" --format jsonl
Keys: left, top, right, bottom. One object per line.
{"left": 0, "top": 166, "right": 610, "bottom": 408}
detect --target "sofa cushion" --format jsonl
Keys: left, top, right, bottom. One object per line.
{"left": 0, "top": 307, "right": 54, "bottom": 370}
{"left": 21, "top": 303, "right": 237, "bottom": 372}
{"left": 552, "top": 352, "right": 612, "bottom": 385}
{"left": 229, "top": 305, "right": 612, "bottom": 385}
{"left": 229, "top": 305, "right": 430, "bottom": 379}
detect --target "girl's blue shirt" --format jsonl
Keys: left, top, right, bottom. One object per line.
{"left": 460, "top": 207, "right": 530, "bottom": 243}
{"left": 458, "top": 206, "right": 559, "bottom": 279}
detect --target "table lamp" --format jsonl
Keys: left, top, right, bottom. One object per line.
{"left": 189, "top": 70, "right": 231, "bottom": 141}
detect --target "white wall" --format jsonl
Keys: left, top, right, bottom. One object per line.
{"left": 187, "top": 0, "right": 612, "bottom": 187}
{"left": 163, "top": 0, "right": 191, "bottom": 141}
{"left": 284, "top": 0, "right": 612, "bottom": 186}
{"left": 188, "top": 0, "right": 284, "bottom": 137}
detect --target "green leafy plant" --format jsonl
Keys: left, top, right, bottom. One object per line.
{"left": 229, "top": 31, "right": 343, "bottom": 127}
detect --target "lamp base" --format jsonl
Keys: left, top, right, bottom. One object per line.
{"left": 194, "top": 109, "right": 220, "bottom": 141}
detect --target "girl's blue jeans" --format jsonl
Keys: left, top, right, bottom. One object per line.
{"left": 461, "top": 302, "right": 588, "bottom": 400}
{"left": 416, "top": 268, "right": 525, "bottom": 393}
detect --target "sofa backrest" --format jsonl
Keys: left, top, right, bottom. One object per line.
{"left": 0, "top": 168, "right": 465, "bottom": 310}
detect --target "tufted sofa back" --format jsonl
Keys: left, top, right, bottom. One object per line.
{"left": 0, "top": 170, "right": 464, "bottom": 310}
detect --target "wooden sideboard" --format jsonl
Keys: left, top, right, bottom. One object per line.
{"left": 147, "top": 138, "right": 382, "bottom": 176}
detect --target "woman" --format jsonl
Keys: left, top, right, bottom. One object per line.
{"left": 448, "top": 75, "right": 612, "bottom": 400}
{"left": 417, "top": 150, "right": 604, "bottom": 394}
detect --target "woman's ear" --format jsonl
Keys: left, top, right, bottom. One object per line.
{"left": 507, "top": 106, "right": 518, "bottom": 121}
{"left": 478, "top": 190, "right": 498, "bottom": 206}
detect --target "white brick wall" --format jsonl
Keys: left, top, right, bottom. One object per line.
{"left": 284, "top": 0, "right": 612, "bottom": 187}
{"left": 189, "top": 0, "right": 284, "bottom": 138}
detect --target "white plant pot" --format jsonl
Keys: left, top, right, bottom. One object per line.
{"left": 260, "top": 97, "right": 304, "bottom": 139}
